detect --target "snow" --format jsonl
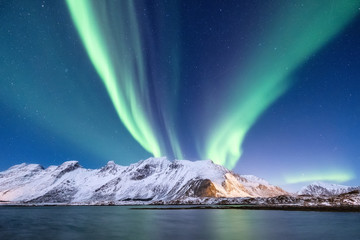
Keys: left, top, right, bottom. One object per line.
{"left": 298, "top": 181, "right": 359, "bottom": 196}
{"left": 0, "top": 157, "right": 287, "bottom": 204}
{"left": 241, "top": 175, "right": 270, "bottom": 186}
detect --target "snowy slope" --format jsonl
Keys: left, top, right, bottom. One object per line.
{"left": 0, "top": 157, "right": 288, "bottom": 204}
{"left": 298, "top": 182, "right": 360, "bottom": 196}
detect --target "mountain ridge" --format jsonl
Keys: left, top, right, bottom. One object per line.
{"left": 0, "top": 157, "right": 288, "bottom": 204}
{"left": 298, "top": 181, "right": 360, "bottom": 196}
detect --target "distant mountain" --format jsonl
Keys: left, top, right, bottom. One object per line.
{"left": 0, "top": 157, "right": 288, "bottom": 204}
{"left": 298, "top": 182, "right": 360, "bottom": 196}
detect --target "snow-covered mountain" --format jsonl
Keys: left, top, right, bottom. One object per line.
{"left": 0, "top": 157, "right": 288, "bottom": 204}
{"left": 298, "top": 182, "right": 360, "bottom": 196}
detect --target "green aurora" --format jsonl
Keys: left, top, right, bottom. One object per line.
{"left": 285, "top": 170, "right": 356, "bottom": 184}
{"left": 67, "top": 0, "right": 162, "bottom": 157}
{"left": 203, "top": 1, "right": 360, "bottom": 169}
{"left": 66, "top": 0, "right": 359, "bottom": 178}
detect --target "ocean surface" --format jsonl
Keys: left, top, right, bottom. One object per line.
{"left": 1, "top": 206, "right": 360, "bottom": 240}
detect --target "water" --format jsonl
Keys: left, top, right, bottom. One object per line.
{"left": 1, "top": 206, "right": 360, "bottom": 240}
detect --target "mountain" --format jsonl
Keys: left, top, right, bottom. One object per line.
{"left": 0, "top": 157, "right": 288, "bottom": 204}
{"left": 298, "top": 182, "right": 360, "bottom": 196}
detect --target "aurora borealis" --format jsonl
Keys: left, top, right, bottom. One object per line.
{"left": 1, "top": 0, "right": 360, "bottom": 190}
{"left": 66, "top": 0, "right": 178, "bottom": 159}
{"left": 202, "top": 1, "right": 360, "bottom": 169}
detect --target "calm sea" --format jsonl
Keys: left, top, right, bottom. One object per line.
{"left": 0, "top": 206, "right": 359, "bottom": 240}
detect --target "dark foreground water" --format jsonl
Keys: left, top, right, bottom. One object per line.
{"left": 1, "top": 206, "right": 360, "bottom": 240}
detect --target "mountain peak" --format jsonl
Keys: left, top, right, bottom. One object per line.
{"left": 8, "top": 163, "right": 27, "bottom": 170}
{"left": 298, "top": 181, "right": 358, "bottom": 196}
{"left": 106, "top": 161, "right": 116, "bottom": 166}
{"left": 7, "top": 163, "right": 44, "bottom": 171}
{"left": 309, "top": 181, "right": 349, "bottom": 188}
{"left": 0, "top": 158, "right": 288, "bottom": 203}
{"left": 60, "top": 161, "right": 79, "bottom": 167}
{"left": 98, "top": 161, "right": 123, "bottom": 175}
{"left": 141, "top": 157, "right": 170, "bottom": 165}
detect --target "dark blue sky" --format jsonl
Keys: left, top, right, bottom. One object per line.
{"left": 1, "top": 0, "right": 359, "bottom": 190}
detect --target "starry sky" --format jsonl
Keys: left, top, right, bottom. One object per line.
{"left": 1, "top": 0, "right": 360, "bottom": 190}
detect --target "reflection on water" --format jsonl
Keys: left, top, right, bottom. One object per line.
{"left": 0, "top": 206, "right": 360, "bottom": 240}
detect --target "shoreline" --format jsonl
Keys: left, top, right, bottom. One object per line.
{"left": 132, "top": 205, "right": 360, "bottom": 212}
{"left": 1, "top": 203, "right": 360, "bottom": 212}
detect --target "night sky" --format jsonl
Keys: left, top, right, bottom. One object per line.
{"left": 1, "top": 0, "right": 360, "bottom": 191}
